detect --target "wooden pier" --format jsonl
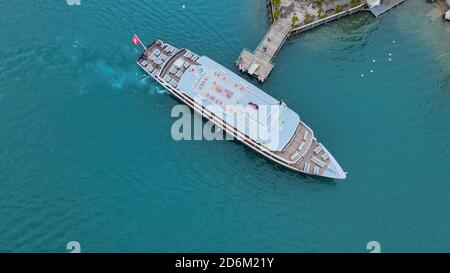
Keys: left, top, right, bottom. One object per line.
{"left": 235, "top": 21, "right": 291, "bottom": 82}
{"left": 369, "top": 0, "right": 406, "bottom": 17}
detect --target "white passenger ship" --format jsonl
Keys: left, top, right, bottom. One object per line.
{"left": 137, "top": 40, "right": 347, "bottom": 179}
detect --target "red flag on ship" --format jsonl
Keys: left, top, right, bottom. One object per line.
{"left": 132, "top": 34, "right": 141, "bottom": 46}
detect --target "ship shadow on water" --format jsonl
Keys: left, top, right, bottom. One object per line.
{"left": 235, "top": 140, "right": 337, "bottom": 187}
{"left": 205, "top": 123, "right": 337, "bottom": 187}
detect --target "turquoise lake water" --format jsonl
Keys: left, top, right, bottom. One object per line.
{"left": 0, "top": 0, "right": 449, "bottom": 252}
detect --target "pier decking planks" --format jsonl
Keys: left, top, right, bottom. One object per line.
{"left": 369, "top": 0, "right": 406, "bottom": 17}
{"left": 235, "top": 21, "right": 291, "bottom": 82}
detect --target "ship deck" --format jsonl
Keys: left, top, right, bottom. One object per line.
{"left": 275, "top": 123, "right": 345, "bottom": 178}
{"left": 137, "top": 40, "right": 178, "bottom": 78}
{"left": 138, "top": 40, "right": 201, "bottom": 89}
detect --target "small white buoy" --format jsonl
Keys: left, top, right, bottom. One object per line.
{"left": 389, "top": 53, "right": 392, "bottom": 56}
{"left": 361, "top": 74, "right": 364, "bottom": 77}
{"left": 182, "top": 5, "right": 186, "bottom": 9}
{"left": 372, "top": 59, "right": 376, "bottom": 63}
{"left": 388, "top": 58, "right": 392, "bottom": 61}
{"left": 370, "top": 69, "right": 374, "bottom": 73}
{"left": 392, "top": 40, "right": 396, "bottom": 44}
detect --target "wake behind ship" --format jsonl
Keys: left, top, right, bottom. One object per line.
{"left": 136, "top": 39, "right": 346, "bottom": 179}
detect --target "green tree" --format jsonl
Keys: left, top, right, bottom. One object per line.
{"left": 291, "top": 15, "right": 300, "bottom": 28}
{"left": 350, "top": 0, "right": 360, "bottom": 7}
{"left": 274, "top": 9, "right": 281, "bottom": 20}
{"left": 272, "top": 0, "right": 282, "bottom": 20}
{"left": 317, "top": 7, "right": 325, "bottom": 18}
{"left": 333, "top": 5, "right": 343, "bottom": 14}
{"left": 303, "top": 13, "right": 313, "bottom": 24}
{"left": 272, "top": 0, "right": 281, "bottom": 8}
